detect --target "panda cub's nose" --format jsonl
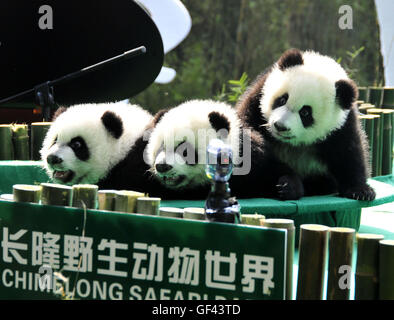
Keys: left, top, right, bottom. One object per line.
{"left": 274, "top": 122, "right": 290, "bottom": 132}
{"left": 156, "top": 163, "right": 172, "bottom": 173}
{"left": 47, "top": 154, "right": 63, "bottom": 165}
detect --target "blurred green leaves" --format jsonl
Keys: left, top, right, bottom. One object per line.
{"left": 215, "top": 73, "right": 249, "bottom": 104}
{"left": 131, "top": 0, "right": 384, "bottom": 114}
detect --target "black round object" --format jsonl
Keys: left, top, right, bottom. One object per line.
{"left": 0, "top": 0, "right": 164, "bottom": 108}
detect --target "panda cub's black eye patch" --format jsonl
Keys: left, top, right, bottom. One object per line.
{"left": 299, "top": 105, "right": 314, "bottom": 128}
{"left": 175, "top": 141, "right": 198, "bottom": 166}
{"left": 272, "top": 93, "right": 289, "bottom": 110}
{"left": 68, "top": 136, "right": 90, "bottom": 161}
{"left": 51, "top": 136, "right": 58, "bottom": 147}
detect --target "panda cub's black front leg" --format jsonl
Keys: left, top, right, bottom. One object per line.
{"left": 341, "top": 184, "right": 376, "bottom": 201}
{"left": 276, "top": 174, "right": 304, "bottom": 200}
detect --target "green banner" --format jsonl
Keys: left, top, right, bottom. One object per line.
{"left": 0, "top": 201, "right": 286, "bottom": 300}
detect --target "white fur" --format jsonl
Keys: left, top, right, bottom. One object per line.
{"left": 273, "top": 144, "right": 328, "bottom": 177}
{"left": 261, "top": 50, "right": 350, "bottom": 146}
{"left": 146, "top": 99, "right": 241, "bottom": 189}
{"left": 40, "top": 101, "right": 152, "bottom": 185}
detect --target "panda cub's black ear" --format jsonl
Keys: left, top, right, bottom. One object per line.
{"left": 209, "top": 112, "right": 230, "bottom": 138}
{"left": 152, "top": 109, "right": 169, "bottom": 125}
{"left": 101, "top": 111, "right": 124, "bottom": 139}
{"left": 277, "top": 48, "right": 304, "bottom": 71}
{"left": 335, "top": 79, "right": 358, "bottom": 109}
{"left": 52, "top": 106, "right": 67, "bottom": 121}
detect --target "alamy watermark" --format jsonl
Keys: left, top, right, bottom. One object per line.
{"left": 338, "top": 5, "right": 353, "bottom": 30}
{"left": 38, "top": 264, "right": 53, "bottom": 290}
{"left": 38, "top": 5, "right": 53, "bottom": 30}
{"left": 338, "top": 265, "right": 352, "bottom": 290}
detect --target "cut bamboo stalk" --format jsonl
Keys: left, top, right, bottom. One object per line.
{"left": 368, "top": 87, "right": 383, "bottom": 107}
{"left": 367, "top": 109, "right": 393, "bottom": 175}
{"left": 71, "top": 184, "right": 98, "bottom": 209}
{"left": 12, "top": 124, "right": 29, "bottom": 160}
{"left": 358, "top": 87, "right": 368, "bottom": 102}
{"left": 98, "top": 190, "right": 117, "bottom": 211}
{"left": 30, "top": 122, "right": 51, "bottom": 160}
{"left": 264, "top": 218, "right": 295, "bottom": 300}
{"left": 159, "top": 207, "right": 184, "bottom": 218}
{"left": 327, "top": 227, "right": 355, "bottom": 300}
{"left": 382, "top": 87, "right": 394, "bottom": 108}
{"left": 380, "top": 109, "right": 394, "bottom": 175}
{"left": 136, "top": 197, "right": 161, "bottom": 215}
{"left": 0, "top": 194, "right": 14, "bottom": 201}
{"left": 359, "top": 116, "right": 366, "bottom": 130}
{"left": 358, "top": 103, "right": 374, "bottom": 115}
{"left": 360, "top": 115, "right": 378, "bottom": 163}
{"left": 366, "top": 111, "right": 382, "bottom": 176}
{"left": 183, "top": 207, "right": 205, "bottom": 220}
{"left": 241, "top": 213, "right": 265, "bottom": 226}
{"left": 296, "top": 224, "right": 329, "bottom": 300}
{"left": 13, "top": 184, "right": 42, "bottom": 203}
{"left": 0, "top": 125, "right": 14, "bottom": 160}
{"left": 355, "top": 233, "right": 384, "bottom": 300}
{"left": 40, "top": 183, "right": 72, "bottom": 206}
{"left": 114, "top": 190, "right": 145, "bottom": 213}
{"left": 379, "top": 240, "right": 394, "bottom": 300}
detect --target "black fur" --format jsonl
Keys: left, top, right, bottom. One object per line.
{"left": 68, "top": 136, "right": 89, "bottom": 161}
{"left": 236, "top": 69, "right": 270, "bottom": 130}
{"left": 272, "top": 93, "right": 289, "bottom": 110}
{"left": 299, "top": 105, "right": 314, "bottom": 128}
{"left": 152, "top": 109, "right": 169, "bottom": 125}
{"left": 101, "top": 111, "right": 124, "bottom": 139}
{"left": 208, "top": 111, "right": 230, "bottom": 133}
{"left": 176, "top": 141, "right": 199, "bottom": 166}
{"left": 314, "top": 108, "right": 374, "bottom": 200}
{"left": 52, "top": 106, "right": 67, "bottom": 121}
{"left": 98, "top": 133, "right": 154, "bottom": 192}
{"left": 276, "top": 174, "right": 304, "bottom": 200}
{"left": 229, "top": 128, "right": 296, "bottom": 199}
{"left": 277, "top": 48, "right": 304, "bottom": 71}
{"left": 236, "top": 49, "right": 375, "bottom": 201}
{"left": 335, "top": 79, "right": 358, "bottom": 109}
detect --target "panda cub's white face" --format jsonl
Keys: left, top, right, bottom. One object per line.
{"left": 146, "top": 100, "right": 241, "bottom": 190}
{"left": 152, "top": 140, "right": 206, "bottom": 189}
{"left": 40, "top": 102, "right": 152, "bottom": 185}
{"left": 260, "top": 51, "right": 350, "bottom": 146}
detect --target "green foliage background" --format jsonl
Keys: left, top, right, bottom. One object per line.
{"left": 131, "top": 0, "right": 385, "bottom": 114}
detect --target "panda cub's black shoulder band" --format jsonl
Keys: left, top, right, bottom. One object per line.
{"left": 101, "top": 111, "right": 124, "bottom": 139}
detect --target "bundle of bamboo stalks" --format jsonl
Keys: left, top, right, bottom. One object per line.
{"left": 358, "top": 87, "right": 394, "bottom": 177}
{"left": 295, "top": 223, "right": 393, "bottom": 300}
{"left": 0, "top": 122, "right": 51, "bottom": 161}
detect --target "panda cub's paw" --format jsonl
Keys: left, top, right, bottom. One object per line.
{"left": 342, "top": 184, "right": 376, "bottom": 201}
{"left": 276, "top": 175, "right": 304, "bottom": 200}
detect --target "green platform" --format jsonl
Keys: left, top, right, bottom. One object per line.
{"left": 0, "top": 161, "right": 393, "bottom": 236}
{"left": 0, "top": 161, "right": 393, "bottom": 300}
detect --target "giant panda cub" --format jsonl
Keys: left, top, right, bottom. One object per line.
{"left": 145, "top": 100, "right": 240, "bottom": 199}
{"left": 146, "top": 99, "right": 273, "bottom": 199}
{"left": 40, "top": 101, "right": 153, "bottom": 190}
{"left": 237, "top": 48, "right": 376, "bottom": 201}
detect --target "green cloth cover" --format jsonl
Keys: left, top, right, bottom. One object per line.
{"left": 0, "top": 161, "right": 393, "bottom": 236}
